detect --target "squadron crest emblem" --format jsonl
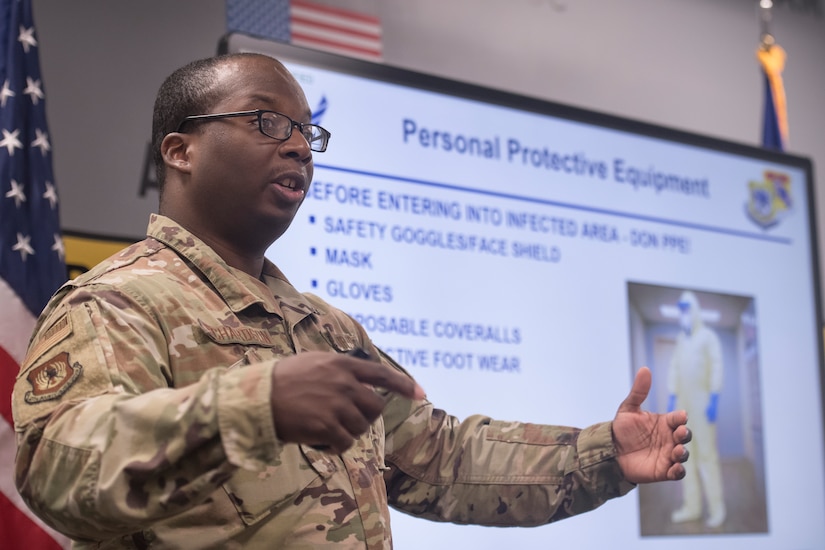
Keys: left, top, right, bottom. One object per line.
{"left": 24, "top": 352, "right": 83, "bottom": 404}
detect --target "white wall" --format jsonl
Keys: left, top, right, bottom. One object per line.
{"left": 33, "top": 0, "right": 825, "bottom": 296}
{"left": 32, "top": 0, "right": 226, "bottom": 239}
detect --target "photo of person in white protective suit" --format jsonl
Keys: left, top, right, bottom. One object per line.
{"left": 629, "top": 282, "right": 769, "bottom": 536}
{"left": 667, "top": 290, "right": 726, "bottom": 528}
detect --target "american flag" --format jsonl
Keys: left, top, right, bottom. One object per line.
{"left": 226, "top": 0, "right": 383, "bottom": 62}
{"left": 0, "top": 0, "right": 69, "bottom": 547}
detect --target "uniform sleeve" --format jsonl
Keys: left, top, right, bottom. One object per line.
{"left": 378, "top": 353, "right": 635, "bottom": 526}
{"left": 12, "top": 286, "right": 280, "bottom": 541}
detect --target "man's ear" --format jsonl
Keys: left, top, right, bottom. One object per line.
{"left": 160, "top": 132, "right": 193, "bottom": 175}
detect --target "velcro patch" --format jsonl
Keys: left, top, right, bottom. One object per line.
{"left": 198, "top": 321, "right": 277, "bottom": 347}
{"left": 24, "top": 352, "right": 83, "bottom": 404}
{"left": 24, "top": 308, "right": 72, "bottom": 369}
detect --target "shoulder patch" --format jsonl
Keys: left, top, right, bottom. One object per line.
{"left": 24, "top": 352, "right": 83, "bottom": 404}
{"left": 26, "top": 309, "right": 73, "bottom": 366}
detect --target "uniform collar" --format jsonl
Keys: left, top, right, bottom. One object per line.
{"left": 146, "top": 214, "right": 316, "bottom": 324}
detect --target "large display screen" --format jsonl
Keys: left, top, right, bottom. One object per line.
{"left": 224, "top": 32, "right": 824, "bottom": 549}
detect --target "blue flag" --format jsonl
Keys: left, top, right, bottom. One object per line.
{"left": 760, "top": 71, "right": 782, "bottom": 150}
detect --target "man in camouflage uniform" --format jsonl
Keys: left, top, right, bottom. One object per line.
{"left": 13, "top": 53, "right": 691, "bottom": 549}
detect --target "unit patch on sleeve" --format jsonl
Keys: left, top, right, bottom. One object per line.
{"left": 24, "top": 352, "right": 83, "bottom": 404}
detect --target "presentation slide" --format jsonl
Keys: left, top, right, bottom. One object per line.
{"left": 226, "top": 34, "right": 825, "bottom": 549}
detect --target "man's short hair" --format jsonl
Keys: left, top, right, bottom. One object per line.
{"left": 150, "top": 53, "right": 267, "bottom": 194}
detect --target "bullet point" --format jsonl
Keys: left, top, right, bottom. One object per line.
{"left": 309, "top": 215, "right": 316, "bottom": 224}
{"left": 310, "top": 247, "right": 316, "bottom": 255}
{"left": 311, "top": 279, "right": 318, "bottom": 288}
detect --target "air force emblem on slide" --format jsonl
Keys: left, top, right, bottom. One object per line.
{"left": 745, "top": 170, "right": 792, "bottom": 229}
{"left": 24, "top": 352, "right": 83, "bottom": 404}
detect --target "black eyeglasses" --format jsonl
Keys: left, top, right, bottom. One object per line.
{"left": 176, "top": 109, "right": 331, "bottom": 152}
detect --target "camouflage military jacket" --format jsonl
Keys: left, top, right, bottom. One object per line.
{"left": 13, "top": 214, "right": 634, "bottom": 549}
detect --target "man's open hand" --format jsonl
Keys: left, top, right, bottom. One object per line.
{"left": 613, "top": 367, "right": 692, "bottom": 484}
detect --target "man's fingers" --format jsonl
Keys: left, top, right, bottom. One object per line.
{"left": 672, "top": 444, "right": 689, "bottom": 464}
{"left": 269, "top": 351, "right": 425, "bottom": 452}
{"left": 337, "top": 402, "right": 374, "bottom": 438}
{"left": 347, "top": 387, "right": 388, "bottom": 425}
{"left": 665, "top": 409, "right": 689, "bottom": 431}
{"left": 619, "top": 366, "right": 652, "bottom": 412}
{"left": 668, "top": 463, "right": 687, "bottom": 481}
{"left": 672, "top": 423, "right": 691, "bottom": 445}
{"left": 345, "top": 355, "right": 426, "bottom": 400}
{"left": 324, "top": 423, "right": 360, "bottom": 455}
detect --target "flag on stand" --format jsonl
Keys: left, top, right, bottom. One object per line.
{"left": 226, "top": 0, "right": 383, "bottom": 62}
{"left": 756, "top": 42, "right": 788, "bottom": 151}
{"left": 0, "top": 0, "right": 69, "bottom": 547}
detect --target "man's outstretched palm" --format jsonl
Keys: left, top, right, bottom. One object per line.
{"left": 613, "top": 367, "right": 692, "bottom": 484}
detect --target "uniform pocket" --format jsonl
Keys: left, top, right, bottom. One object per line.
{"left": 222, "top": 443, "right": 337, "bottom": 526}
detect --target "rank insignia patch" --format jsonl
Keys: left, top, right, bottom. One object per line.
{"left": 24, "top": 352, "right": 83, "bottom": 404}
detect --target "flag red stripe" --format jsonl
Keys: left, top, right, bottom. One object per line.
{"left": 0, "top": 490, "right": 64, "bottom": 550}
{"left": 291, "top": 14, "right": 380, "bottom": 41}
{"left": 291, "top": 32, "right": 381, "bottom": 58}
{"left": 0, "top": 346, "right": 18, "bottom": 426}
{"left": 291, "top": 0, "right": 380, "bottom": 25}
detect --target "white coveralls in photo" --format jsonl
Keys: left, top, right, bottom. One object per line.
{"left": 667, "top": 290, "right": 726, "bottom": 528}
